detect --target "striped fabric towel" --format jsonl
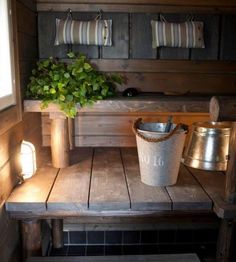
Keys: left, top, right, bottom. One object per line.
{"left": 55, "top": 18, "right": 112, "bottom": 46}
{"left": 151, "top": 20, "right": 205, "bottom": 49}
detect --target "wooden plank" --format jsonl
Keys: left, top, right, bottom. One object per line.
{"left": 16, "top": 1, "right": 37, "bottom": 36}
{"left": 24, "top": 96, "right": 210, "bottom": 113}
{"left": 191, "top": 15, "right": 220, "bottom": 60}
{"left": 188, "top": 167, "right": 225, "bottom": 204}
{"left": 43, "top": 113, "right": 209, "bottom": 136}
{"left": 47, "top": 148, "right": 93, "bottom": 211}
{"left": 130, "top": 13, "right": 157, "bottom": 59}
{"left": 36, "top": 0, "right": 236, "bottom": 7}
{"left": 71, "top": 13, "right": 99, "bottom": 59}
{"left": 159, "top": 14, "right": 189, "bottom": 60}
{"left": 220, "top": 15, "right": 236, "bottom": 61}
{"left": 121, "top": 148, "right": 171, "bottom": 211}
{"left": 38, "top": 12, "right": 69, "bottom": 59}
{"left": 166, "top": 165, "right": 212, "bottom": 210}
{"left": 120, "top": 72, "right": 236, "bottom": 94}
{"left": 27, "top": 253, "right": 201, "bottom": 262}
{"left": 101, "top": 13, "right": 129, "bottom": 59}
{"left": 89, "top": 148, "right": 130, "bottom": 210}
{"left": 5, "top": 166, "right": 59, "bottom": 213}
{"left": 75, "top": 59, "right": 236, "bottom": 73}
{"left": 36, "top": 3, "right": 236, "bottom": 14}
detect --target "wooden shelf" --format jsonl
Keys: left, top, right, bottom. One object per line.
{"left": 24, "top": 95, "right": 210, "bottom": 114}
{"left": 6, "top": 147, "right": 234, "bottom": 219}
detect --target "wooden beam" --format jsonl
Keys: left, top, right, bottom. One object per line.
{"left": 24, "top": 96, "right": 210, "bottom": 114}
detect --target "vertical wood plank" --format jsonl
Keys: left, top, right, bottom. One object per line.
{"left": 101, "top": 13, "right": 129, "bottom": 59}
{"left": 166, "top": 165, "right": 212, "bottom": 210}
{"left": 191, "top": 15, "right": 220, "bottom": 60}
{"left": 38, "top": 12, "right": 69, "bottom": 59}
{"left": 71, "top": 12, "right": 99, "bottom": 59}
{"left": 220, "top": 15, "right": 236, "bottom": 61}
{"left": 47, "top": 148, "right": 93, "bottom": 211}
{"left": 130, "top": 13, "right": 157, "bottom": 59}
{"left": 159, "top": 14, "right": 190, "bottom": 60}
{"left": 89, "top": 148, "right": 130, "bottom": 210}
{"left": 121, "top": 148, "right": 171, "bottom": 211}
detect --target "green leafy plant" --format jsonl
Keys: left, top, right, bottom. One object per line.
{"left": 26, "top": 52, "right": 123, "bottom": 118}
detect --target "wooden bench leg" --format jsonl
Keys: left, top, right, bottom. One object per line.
{"left": 21, "top": 219, "right": 42, "bottom": 261}
{"left": 52, "top": 219, "right": 64, "bottom": 249}
{"left": 216, "top": 219, "right": 235, "bottom": 262}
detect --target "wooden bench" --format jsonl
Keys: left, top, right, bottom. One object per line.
{"left": 27, "top": 254, "right": 201, "bottom": 262}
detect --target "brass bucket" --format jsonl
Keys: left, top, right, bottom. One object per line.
{"left": 183, "top": 122, "right": 231, "bottom": 171}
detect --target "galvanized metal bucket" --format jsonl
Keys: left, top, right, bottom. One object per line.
{"left": 183, "top": 122, "right": 231, "bottom": 171}
{"left": 133, "top": 119, "right": 187, "bottom": 186}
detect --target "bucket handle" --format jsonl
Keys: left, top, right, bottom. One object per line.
{"left": 132, "top": 118, "right": 188, "bottom": 143}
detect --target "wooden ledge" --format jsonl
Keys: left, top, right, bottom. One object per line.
{"left": 24, "top": 95, "right": 210, "bottom": 114}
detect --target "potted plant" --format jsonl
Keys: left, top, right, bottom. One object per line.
{"left": 26, "top": 52, "right": 123, "bottom": 118}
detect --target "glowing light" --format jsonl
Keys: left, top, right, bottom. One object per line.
{"left": 20, "top": 141, "right": 37, "bottom": 179}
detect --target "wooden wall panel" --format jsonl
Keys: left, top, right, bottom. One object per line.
{"left": 130, "top": 13, "right": 157, "bottom": 59}
{"left": 42, "top": 112, "right": 209, "bottom": 147}
{"left": 220, "top": 15, "right": 236, "bottom": 61}
{"left": 101, "top": 13, "right": 129, "bottom": 59}
{"left": 0, "top": 1, "right": 39, "bottom": 262}
{"left": 191, "top": 15, "right": 220, "bottom": 60}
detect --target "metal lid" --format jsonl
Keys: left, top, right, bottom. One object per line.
{"left": 193, "top": 121, "right": 231, "bottom": 134}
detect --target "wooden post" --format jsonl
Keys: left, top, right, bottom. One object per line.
{"left": 210, "top": 96, "right": 236, "bottom": 262}
{"left": 21, "top": 219, "right": 42, "bottom": 261}
{"left": 52, "top": 219, "right": 64, "bottom": 249}
{"left": 50, "top": 112, "right": 70, "bottom": 168}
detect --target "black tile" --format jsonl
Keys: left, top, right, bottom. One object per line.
{"left": 194, "top": 243, "right": 217, "bottom": 258}
{"left": 86, "top": 245, "right": 104, "bottom": 256}
{"left": 158, "top": 230, "right": 176, "bottom": 243}
{"left": 87, "top": 231, "right": 104, "bottom": 244}
{"left": 63, "top": 231, "right": 69, "bottom": 244}
{"left": 141, "top": 231, "right": 158, "bottom": 244}
{"left": 50, "top": 246, "right": 68, "bottom": 256}
{"left": 193, "top": 229, "right": 218, "bottom": 243}
{"left": 123, "top": 245, "right": 141, "bottom": 255}
{"left": 159, "top": 243, "right": 193, "bottom": 254}
{"left": 69, "top": 231, "right": 86, "bottom": 244}
{"left": 123, "top": 231, "right": 140, "bottom": 244}
{"left": 140, "top": 245, "right": 160, "bottom": 255}
{"left": 105, "top": 245, "right": 122, "bottom": 256}
{"left": 176, "top": 229, "right": 193, "bottom": 243}
{"left": 105, "top": 231, "right": 122, "bottom": 244}
{"left": 68, "top": 245, "right": 86, "bottom": 256}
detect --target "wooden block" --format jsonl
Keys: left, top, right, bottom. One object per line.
{"left": 130, "top": 13, "right": 157, "bottom": 59}
{"left": 101, "top": 13, "right": 129, "bottom": 59}
{"left": 38, "top": 12, "right": 69, "bottom": 59}
{"left": 166, "top": 165, "right": 212, "bottom": 210}
{"left": 5, "top": 166, "right": 58, "bottom": 213}
{"left": 121, "top": 148, "right": 171, "bottom": 211}
{"left": 220, "top": 15, "right": 236, "bottom": 61}
{"left": 159, "top": 14, "right": 190, "bottom": 60}
{"left": 89, "top": 148, "right": 130, "bottom": 210}
{"left": 47, "top": 148, "right": 93, "bottom": 211}
{"left": 191, "top": 15, "right": 220, "bottom": 60}
{"left": 27, "top": 253, "right": 201, "bottom": 262}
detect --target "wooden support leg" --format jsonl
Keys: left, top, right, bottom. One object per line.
{"left": 50, "top": 112, "right": 70, "bottom": 168}
{"left": 52, "top": 219, "right": 64, "bottom": 249}
{"left": 216, "top": 219, "right": 235, "bottom": 262}
{"left": 21, "top": 219, "right": 42, "bottom": 261}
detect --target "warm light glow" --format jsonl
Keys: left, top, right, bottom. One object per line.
{"left": 20, "top": 141, "right": 37, "bottom": 179}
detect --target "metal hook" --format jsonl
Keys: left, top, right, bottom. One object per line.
{"left": 67, "top": 8, "right": 72, "bottom": 19}
{"left": 95, "top": 9, "right": 103, "bottom": 20}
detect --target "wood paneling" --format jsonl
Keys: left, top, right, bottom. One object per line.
{"left": 42, "top": 112, "right": 209, "bottom": 147}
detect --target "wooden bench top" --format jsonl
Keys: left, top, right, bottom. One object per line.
{"left": 5, "top": 148, "right": 234, "bottom": 219}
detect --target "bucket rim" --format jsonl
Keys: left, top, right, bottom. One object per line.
{"left": 192, "top": 121, "right": 231, "bottom": 132}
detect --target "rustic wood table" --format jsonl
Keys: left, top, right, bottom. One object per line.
{"left": 5, "top": 147, "right": 236, "bottom": 262}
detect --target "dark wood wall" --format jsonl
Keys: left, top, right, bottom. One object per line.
{"left": 0, "top": 1, "right": 40, "bottom": 261}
